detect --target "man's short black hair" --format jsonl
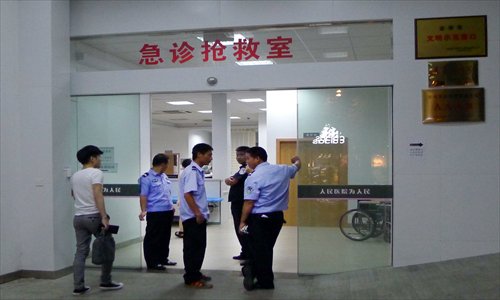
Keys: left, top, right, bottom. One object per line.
{"left": 192, "top": 143, "right": 213, "bottom": 160}
{"left": 236, "top": 146, "right": 250, "bottom": 152}
{"left": 181, "top": 159, "right": 192, "bottom": 168}
{"left": 76, "top": 145, "right": 103, "bottom": 164}
{"left": 246, "top": 146, "right": 268, "bottom": 162}
{"left": 152, "top": 153, "right": 169, "bottom": 166}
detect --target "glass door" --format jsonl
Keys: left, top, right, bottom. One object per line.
{"left": 297, "top": 87, "right": 393, "bottom": 274}
{"left": 74, "top": 94, "right": 142, "bottom": 269}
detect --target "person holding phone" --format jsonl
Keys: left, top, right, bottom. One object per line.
{"left": 71, "top": 145, "right": 123, "bottom": 296}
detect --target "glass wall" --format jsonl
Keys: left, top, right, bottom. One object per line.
{"left": 297, "top": 87, "right": 392, "bottom": 274}
{"left": 71, "top": 21, "right": 392, "bottom": 72}
{"left": 74, "top": 94, "right": 142, "bottom": 269}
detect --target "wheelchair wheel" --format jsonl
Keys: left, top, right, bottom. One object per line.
{"left": 383, "top": 223, "right": 391, "bottom": 243}
{"left": 371, "top": 215, "right": 385, "bottom": 238}
{"left": 339, "top": 209, "right": 375, "bottom": 241}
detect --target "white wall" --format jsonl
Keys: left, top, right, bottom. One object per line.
{"left": 266, "top": 90, "right": 298, "bottom": 164}
{"left": 151, "top": 124, "right": 190, "bottom": 159}
{"left": 69, "top": 0, "right": 500, "bottom": 268}
{"left": 1, "top": 0, "right": 72, "bottom": 275}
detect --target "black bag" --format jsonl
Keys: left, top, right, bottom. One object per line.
{"left": 91, "top": 230, "right": 115, "bottom": 265}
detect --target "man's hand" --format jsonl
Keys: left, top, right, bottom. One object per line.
{"left": 195, "top": 213, "right": 205, "bottom": 224}
{"left": 291, "top": 156, "right": 301, "bottom": 171}
{"left": 239, "top": 222, "right": 248, "bottom": 235}
{"left": 224, "top": 176, "right": 236, "bottom": 186}
{"left": 139, "top": 211, "right": 147, "bottom": 221}
{"left": 224, "top": 176, "right": 234, "bottom": 186}
{"left": 101, "top": 216, "right": 110, "bottom": 230}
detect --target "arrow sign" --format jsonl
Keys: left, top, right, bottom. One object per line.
{"left": 410, "top": 143, "right": 423, "bottom": 147}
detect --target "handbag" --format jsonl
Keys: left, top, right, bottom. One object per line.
{"left": 91, "top": 230, "right": 115, "bottom": 265}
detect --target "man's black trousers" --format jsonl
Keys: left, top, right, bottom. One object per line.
{"left": 247, "top": 211, "right": 284, "bottom": 288}
{"left": 231, "top": 201, "right": 249, "bottom": 257}
{"left": 182, "top": 217, "right": 207, "bottom": 284}
{"left": 144, "top": 210, "right": 174, "bottom": 268}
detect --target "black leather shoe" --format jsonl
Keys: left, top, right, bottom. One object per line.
{"left": 253, "top": 282, "right": 275, "bottom": 290}
{"left": 242, "top": 265, "right": 254, "bottom": 291}
{"left": 147, "top": 264, "right": 166, "bottom": 271}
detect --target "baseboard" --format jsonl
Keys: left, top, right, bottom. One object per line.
{"left": 0, "top": 238, "right": 142, "bottom": 284}
{"left": 116, "top": 237, "right": 142, "bottom": 249}
{"left": 0, "top": 266, "right": 72, "bottom": 284}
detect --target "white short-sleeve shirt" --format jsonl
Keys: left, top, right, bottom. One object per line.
{"left": 71, "top": 168, "right": 103, "bottom": 216}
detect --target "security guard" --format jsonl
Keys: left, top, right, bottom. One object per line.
{"left": 239, "top": 146, "right": 301, "bottom": 290}
{"left": 139, "top": 153, "right": 177, "bottom": 270}
{"left": 179, "top": 143, "right": 214, "bottom": 288}
{"left": 224, "top": 146, "right": 251, "bottom": 261}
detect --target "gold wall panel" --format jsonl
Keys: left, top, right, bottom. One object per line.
{"left": 422, "top": 88, "right": 485, "bottom": 123}
{"left": 428, "top": 60, "right": 478, "bottom": 87}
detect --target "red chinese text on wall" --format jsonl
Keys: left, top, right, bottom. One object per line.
{"left": 139, "top": 36, "right": 293, "bottom": 65}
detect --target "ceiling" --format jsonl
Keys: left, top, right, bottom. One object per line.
{"left": 151, "top": 90, "right": 266, "bottom": 127}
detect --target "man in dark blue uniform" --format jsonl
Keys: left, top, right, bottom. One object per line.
{"left": 139, "top": 153, "right": 177, "bottom": 271}
{"left": 239, "top": 146, "right": 301, "bottom": 290}
{"left": 225, "top": 146, "right": 251, "bottom": 261}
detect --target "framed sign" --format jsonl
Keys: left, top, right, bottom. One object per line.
{"left": 422, "top": 88, "right": 485, "bottom": 123}
{"left": 415, "top": 15, "right": 487, "bottom": 59}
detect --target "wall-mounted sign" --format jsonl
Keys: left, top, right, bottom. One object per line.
{"left": 312, "top": 124, "right": 346, "bottom": 144}
{"left": 100, "top": 147, "right": 118, "bottom": 173}
{"left": 103, "top": 184, "right": 139, "bottom": 197}
{"left": 298, "top": 185, "right": 393, "bottom": 199}
{"left": 428, "top": 60, "right": 478, "bottom": 87}
{"left": 139, "top": 36, "right": 293, "bottom": 65}
{"left": 415, "top": 15, "right": 487, "bottom": 59}
{"left": 422, "top": 88, "right": 484, "bottom": 123}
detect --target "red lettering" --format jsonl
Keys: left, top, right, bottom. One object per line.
{"left": 139, "top": 44, "right": 164, "bottom": 65}
{"left": 202, "top": 40, "right": 227, "bottom": 62}
{"left": 170, "top": 41, "right": 195, "bottom": 64}
{"left": 267, "top": 36, "right": 293, "bottom": 58}
{"left": 233, "top": 38, "right": 260, "bottom": 61}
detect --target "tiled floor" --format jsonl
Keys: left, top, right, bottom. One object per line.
{"left": 2, "top": 206, "right": 498, "bottom": 299}
{"left": 1, "top": 254, "right": 498, "bottom": 299}
{"left": 111, "top": 203, "right": 391, "bottom": 274}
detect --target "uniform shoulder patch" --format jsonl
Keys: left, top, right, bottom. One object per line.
{"left": 191, "top": 166, "right": 198, "bottom": 170}
{"left": 142, "top": 172, "right": 149, "bottom": 177}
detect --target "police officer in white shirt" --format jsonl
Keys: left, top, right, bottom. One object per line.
{"left": 139, "top": 153, "right": 177, "bottom": 270}
{"left": 239, "top": 146, "right": 301, "bottom": 291}
{"left": 178, "top": 143, "right": 214, "bottom": 289}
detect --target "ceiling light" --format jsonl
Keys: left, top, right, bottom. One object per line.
{"left": 318, "top": 26, "right": 348, "bottom": 35}
{"left": 230, "top": 116, "right": 241, "bottom": 119}
{"left": 166, "top": 101, "right": 194, "bottom": 105}
{"left": 259, "top": 108, "right": 267, "bottom": 111}
{"left": 324, "top": 52, "right": 348, "bottom": 59}
{"left": 197, "top": 110, "right": 212, "bottom": 114}
{"left": 236, "top": 60, "right": 274, "bottom": 66}
{"left": 238, "top": 98, "right": 264, "bottom": 103}
{"left": 197, "top": 33, "right": 247, "bottom": 46}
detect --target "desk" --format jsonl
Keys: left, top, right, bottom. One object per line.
{"left": 171, "top": 196, "right": 223, "bottom": 224}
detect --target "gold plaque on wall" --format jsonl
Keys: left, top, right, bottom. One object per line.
{"left": 422, "top": 88, "right": 484, "bottom": 123}
{"left": 428, "top": 60, "right": 478, "bottom": 87}
{"left": 415, "top": 15, "right": 487, "bottom": 59}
